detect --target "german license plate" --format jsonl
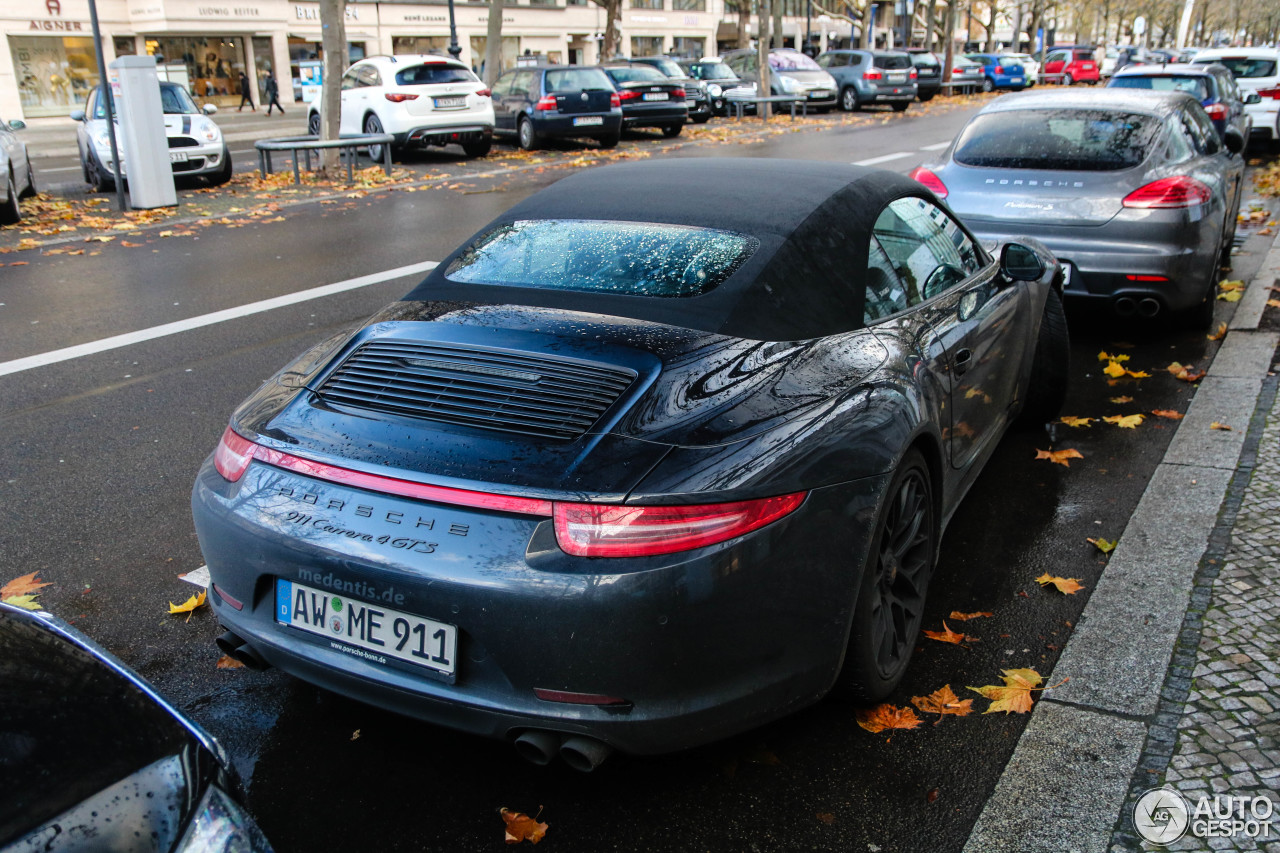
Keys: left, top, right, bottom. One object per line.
{"left": 889, "top": 73, "right": 906, "bottom": 83}
{"left": 643, "top": 92, "right": 668, "bottom": 101}
{"left": 1012, "top": 77, "right": 1024, "bottom": 84}
{"left": 169, "top": 151, "right": 188, "bottom": 163}
{"left": 686, "top": 99, "right": 696, "bottom": 107}
{"left": 809, "top": 90, "right": 830, "bottom": 98}
{"left": 573, "top": 115, "right": 603, "bottom": 126}
{"left": 434, "top": 96, "right": 466, "bottom": 108}
{"left": 276, "top": 578, "right": 457, "bottom": 676}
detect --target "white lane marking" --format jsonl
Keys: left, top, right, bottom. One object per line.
{"left": 919, "top": 141, "right": 951, "bottom": 151}
{"left": 853, "top": 151, "right": 913, "bottom": 166}
{"left": 0, "top": 260, "right": 438, "bottom": 378}
{"left": 37, "top": 166, "right": 82, "bottom": 172}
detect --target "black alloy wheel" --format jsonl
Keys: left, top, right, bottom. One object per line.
{"left": 891, "top": 101, "right": 909, "bottom": 112}
{"left": 835, "top": 448, "right": 936, "bottom": 701}
{"left": 661, "top": 123, "right": 683, "bottom": 138}
{"left": 982, "top": 77, "right": 995, "bottom": 93}
{"left": 308, "top": 112, "right": 322, "bottom": 136}
{"left": 598, "top": 132, "right": 620, "bottom": 149}
{"left": 364, "top": 114, "right": 387, "bottom": 162}
{"left": 462, "top": 138, "right": 492, "bottom": 158}
{"left": 21, "top": 159, "right": 37, "bottom": 199}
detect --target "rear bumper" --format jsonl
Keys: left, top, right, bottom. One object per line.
{"left": 531, "top": 112, "right": 623, "bottom": 139}
{"left": 192, "top": 458, "right": 886, "bottom": 754}
{"left": 399, "top": 123, "right": 493, "bottom": 148}
{"left": 620, "top": 104, "right": 688, "bottom": 127}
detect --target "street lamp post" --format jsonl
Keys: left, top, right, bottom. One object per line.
{"left": 446, "top": 0, "right": 462, "bottom": 59}
{"left": 87, "top": 0, "right": 127, "bottom": 212}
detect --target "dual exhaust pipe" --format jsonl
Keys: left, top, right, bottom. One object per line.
{"left": 217, "top": 629, "right": 615, "bottom": 771}
{"left": 514, "top": 730, "right": 615, "bottom": 773}
{"left": 1114, "top": 296, "right": 1162, "bottom": 318}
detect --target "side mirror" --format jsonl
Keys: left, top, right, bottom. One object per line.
{"left": 999, "top": 242, "right": 1046, "bottom": 282}
{"left": 1245, "top": 92, "right": 1261, "bottom": 105}
{"left": 8, "top": 119, "right": 26, "bottom": 131}
{"left": 202, "top": 103, "right": 219, "bottom": 115}
{"left": 69, "top": 110, "right": 85, "bottom": 122}
{"left": 1223, "top": 125, "right": 1245, "bottom": 155}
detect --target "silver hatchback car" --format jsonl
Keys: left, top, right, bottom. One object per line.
{"left": 912, "top": 89, "right": 1245, "bottom": 327}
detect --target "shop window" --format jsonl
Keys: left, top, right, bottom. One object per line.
{"left": 9, "top": 36, "right": 99, "bottom": 118}
{"left": 469, "top": 36, "right": 521, "bottom": 76}
{"left": 672, "top": 0, "right": 706, "bottom": 9}
{"left": 113, "top": 37, "right": 137, "bottom": 56}
{"left": 630, "top": 36, "right": 664, "bottom": 55}
{"left": 631, "top": 0, "right": 663, "bottom": 8}
{"left": 393, "top": 36, "right": 452, "bottom": 56}
{"left": 146, "top": 36, "right": 246, "bottom": 103}
{"left": 670, "top": 37, "right": 705, "bottom": 58}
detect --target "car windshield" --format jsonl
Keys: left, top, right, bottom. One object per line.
{"left": 546, "top": 68, "right": 613, "bottom": 92}
{"left": 954, "top": 109, "right": 1157, "bottom": 171}
{"left": 684, "top": 61, "right": 738, "bottom": 81}
{"left": 396, "top": 64, "right": 476, "bottom": 85}
{"left": 769, "top": 51, "right": 821, "bottom": 71}
{"left": 91, "top": 83, "right": 198, "bottom": 118}
{"left": 1195, "top": 56, "right": 1277, "bottom": 78}
{"left": 606, "top": 65, "right": 667, "bottom": 83}
{"left": 1110, "top": 74, "right": 1212, "bottom": 99}
{"left": 445, "top": 219, "right": 757, "bottom": 298}
{"left": 644, "top": 58, "right": 685, "bottom": 77}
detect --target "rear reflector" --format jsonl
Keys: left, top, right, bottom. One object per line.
{"left": 1122, "top": 176, "right": 1211, "bottom": 209}
{"left": 534, "top": 688, "right": 630, "bottom": 706}
{"left": 553, "top": 493, "right": 807, "bottom": 558}
{"left": 212, "top": 583, "right": 243, "bottom": 611}
{"left": 1126, "top": 274, "right": 1170, "bottom": 282}
{"left": 908, "top": 166, "right": 948, "bottom": 198}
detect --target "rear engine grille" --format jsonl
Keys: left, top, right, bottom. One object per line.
{"left": 315, "top": 340, "right": 636, "bottom": 441}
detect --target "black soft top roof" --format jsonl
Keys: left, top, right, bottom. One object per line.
{"left": 402, "top": 159, "right": 931, "bottom": 341}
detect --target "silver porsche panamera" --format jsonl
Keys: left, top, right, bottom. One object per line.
{"left": 911, "top": 89, "right": 1245, "bottom": 328}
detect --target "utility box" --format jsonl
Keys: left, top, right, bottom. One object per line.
{"left": 110, "top": 55, "right": 177, "bottom": 210}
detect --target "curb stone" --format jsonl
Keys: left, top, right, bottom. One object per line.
{"left": 962, "top": 226, "right": 1280, "bottom": 853}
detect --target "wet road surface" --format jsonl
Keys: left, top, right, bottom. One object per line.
{"left": 3, "top": 104, "right": 1278, "bottom": 852}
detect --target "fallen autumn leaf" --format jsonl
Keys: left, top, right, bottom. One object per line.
{"left": 501, "top": 807, "right": 549, "bottom": 845}
{"left": 1035, "top": 448, "right": 1084, "bottom": 467}
{"left": 1036, "top": 574, "right": 1085, "bottom": 595}
{"left": 968, "top": 668, "right": 1045, "bottom": 714}
{"left": 910, "top": 684, "right": 974, "bottom": 718}
{"left": 1087, "top": 537, "right": 1117, "bottom": 554}
{"left": 856, "top": 703, "right": 923, "bottom": 733}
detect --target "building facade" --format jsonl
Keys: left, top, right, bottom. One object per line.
{"left": 2, "top": 0, "right": 739, "bottom": 121}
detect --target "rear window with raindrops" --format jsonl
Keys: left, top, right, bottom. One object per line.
{"left": 444, "top": 219, "right": 758, "bottom": 297}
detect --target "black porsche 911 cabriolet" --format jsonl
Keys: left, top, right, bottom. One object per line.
{"left": 192, "top": 159, "right": 1067, "bottom": 770}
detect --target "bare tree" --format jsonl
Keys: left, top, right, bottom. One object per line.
{"left": 924, "top": 0, "right": 938, "bottom": 50}
{"left": 482, "top": 0, "right": 505, "bottom": 85}
{"left": 319, "top": 0, "right": 347, "bottom": 174}
{"left": 589, "top": 0, "right": 624, "bottom": 58}
{"left": 758, "top": 0, "right": 773, "bottom": 117}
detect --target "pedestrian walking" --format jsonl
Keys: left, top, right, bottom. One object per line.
{"left": 237, "top": 71, "right": 256, "bottom": 112}
{"left": 263, "top": 70, "right": 285, "bottom": 115}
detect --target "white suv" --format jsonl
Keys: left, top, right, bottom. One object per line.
{"left": 308, "top": 55, "right": 495, "bottom": 160}
{"left": 1191, "top": 48, "right": 1279, "bottom": 141}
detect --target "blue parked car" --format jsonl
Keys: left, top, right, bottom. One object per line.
{"left": 965, "top": 53, "right": 1027, "bottom": 92}
{"left": 490, "top": 65, "right": 623, "bottom": 150}
{"left": 1107, "top": 63, "right": 1257, "bottom": 143}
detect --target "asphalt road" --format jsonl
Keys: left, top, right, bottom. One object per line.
{"left": 2, "top": 103, "right": 1277, "bottom": 853}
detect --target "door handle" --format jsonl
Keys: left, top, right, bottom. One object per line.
{"left": 953, "top": 348, "right": 973, "bottom": 376}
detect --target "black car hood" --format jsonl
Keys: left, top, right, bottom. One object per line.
{"left": 232, "top": 302, "right": 888, "bottom": 500}
{"left": 0, "top": 606, "right": 221, "bottom": 851}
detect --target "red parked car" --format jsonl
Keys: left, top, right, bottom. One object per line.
{"left": 1042, "top": 45, "right": 1100, "bottom": 85}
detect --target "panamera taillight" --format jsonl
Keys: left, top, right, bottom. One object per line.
{"left": 1122, "top": 176, "right": 1211, "bottom": 209}
{"left": 213, "top": 427, "right": 257, "bottom": 482}
{"left": 908, "top": 166, "right": 948, "bottom": 198}
{"left": 553, "top": 493, "right": 806, "bottom": 558}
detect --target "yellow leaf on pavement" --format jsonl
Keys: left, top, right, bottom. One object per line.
{"left": 949, "top": 610, "right": 994, "bottom": 621}
{"left": 1035, "top": 448, "right": 1084, "bottom": 467}
{"left": 1, "top": 594, "right": 42, "bottom": 611}
{"left": 969, "top": 668, "right": 1044, "bottom": 714}
{"left": 911, "top": 685, "right": 974, "bottom": 717}
{"left": 1110, "top": 396, "right": 1134, "bottom": 404}
{"left": 1036, "top": 573, "right": 1085, "bottom": 595}
{"left": 1, "top": 571, "right": 51, "bottom": 599}
{"left": 1207, "top": 323, "right": 1227, "bottom": 341}
{"left": 1102, "top": 414, "right": 1145, "bottom": 429}
{"left": 1152, "top": 409, "right": 1185, "bottom": 420}
{"left": 1087, "top": 537, "right": 1116, "bottom": 554}
{"left": 168, "top": 590, "right": 207, "bottom": 619}
{"left": 1103, "top": 360, "right": 1127, "bottom": 378}
{"left": 1210, "top": 422, "right": 1233, "bottom": 431}
{"left": 1097, "top": 351, "right": 1130, "bottom": 363}
{"left": 1058, "top": 416, "right": 1093, "bottom": 428}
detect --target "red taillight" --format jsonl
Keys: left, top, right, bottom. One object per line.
{"left": 994, "top": 65, "right": 1004, "bottom": 74}
{"left": 673, "top": 87, "right": 686, "bottom": 99}
{"left": 1258, "top": 86, "right": 1280, "bottom": 100}
{"left": 476, "top": 88, "right": 491, "bottom": 97}
{"left": 909, "top": 68, "right": 918, "bottom": 79}
{"left": 863, "top": 69, "right": 883, "bottom": 81}
{"left": 908, "top": 166, "right": 948, "bottom": 199}
{"left": 213, "top": 426, "right": 257, "bottom": 482}
{"left": 1126, "top": 274, "right": 1171, "bottom": 282}
{"left": 952, "top": 67, "right": 965, "bottom": 75}
{"left": 617, "top": 89, "right": 641, "bottom": 101}
{"left": 610, "top": 92, "right": 621, "bottom": 108}
{"left": 1122, "top": 176, "right": 1212, "bottom": 209}
{"left": 1204, "top": 103, "right": 1228, "bottom": 119}
{"left": 384, "top": 93, "right": 419, "bottom": 103}
{"left": 534, "top": 95, "right": 558, "bottom": 111}
{"left": 553, "top": 493, "right": 806, "bottom": 558}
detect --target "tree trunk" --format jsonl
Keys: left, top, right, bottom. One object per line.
{"left": 482, "top": 0, "right": 505, "bottom": 84}
{"left": 319, "top": 0, "right": 347, "bottom": 174}
{"left": 1011, "top": 1, "right": 1023, "bottom": 50}
{"left": 942, "top": 0, "right": 956, "bottom": 83}
{"left": 924, "top": 0, "right": 937, "bottom": 50}
{"left": 737, "top": 0, "right": 753, "bottom": 49}
{"left": 758, "top": 0, "right": 772, "bottom": 118}
{"left": 603, "top": 0, "right": 622, "bottom": 58}
{"left": 773, "top": 0, "right": 785, "bottom": 48}
{"left": 860, "top": 0, "right": 874, "bottom": 46}
{"left": 984, "top": 3, "right": 998, "bottom": 51}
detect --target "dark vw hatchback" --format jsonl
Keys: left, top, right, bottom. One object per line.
{"left": 193, "top": 160, "right": 1066, "bottom": 770}
{"left": 600, "top": 64, "right": 689, "bottom": 136}
{"left": 490, "top": 65, "right": 623, "bottom": 150}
